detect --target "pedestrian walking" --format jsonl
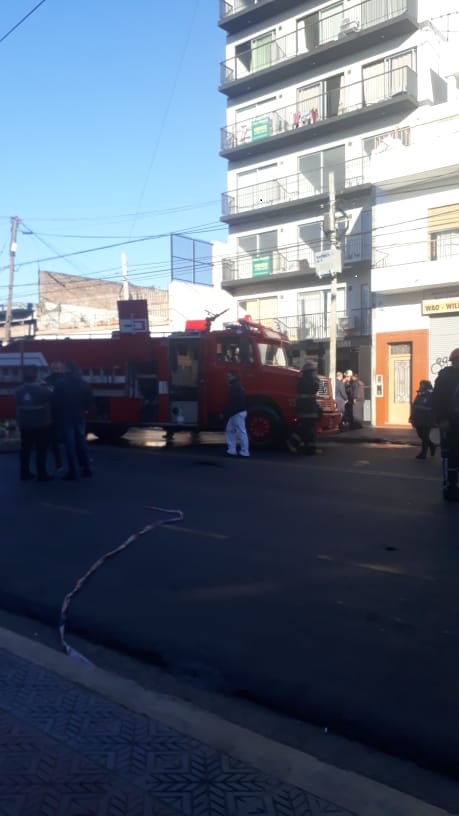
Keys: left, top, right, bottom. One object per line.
{"left": 224, "top": 370, "right": 250, "bottom": 457}
{"left": 15, "top": 366, "right": 53, "bottom": 482}
{"left": 432, "top": 347, "right": 459, "bottom": 501}
{"left": 52, "top": 362, "right": 93, "bottom": 480}
{"left": 287, "top": 360, "right": 320, "bottom": 454}
{"left": 409, "top": 380, "right": 436, "bottom": 459}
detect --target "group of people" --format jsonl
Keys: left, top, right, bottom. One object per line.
{"left": 410, "top": 347, "right": 459, "bottom": 501}
{"left": 335, "top": 370, "right": 364, "bottom": 431}
{"left": 15, "top": 362, "right": 93, "bottom": 482}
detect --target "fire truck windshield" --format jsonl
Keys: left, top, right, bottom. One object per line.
{"left": 257, "top": 341, "right": 289, "bottom": 367}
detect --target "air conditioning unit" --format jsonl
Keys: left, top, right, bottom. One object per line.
{"left": 340, "top": 18, "right": 360, "bottom": 34}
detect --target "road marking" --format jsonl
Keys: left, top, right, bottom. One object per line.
{"left": 162, "top": 524, "right": 228, "bottom": 541}
{"left": 40, "top": 502, "right": 92, "bottom": 515}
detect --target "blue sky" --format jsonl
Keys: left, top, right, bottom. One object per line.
{"left": 0, "top": 1, "right": 227, "bottom": 304}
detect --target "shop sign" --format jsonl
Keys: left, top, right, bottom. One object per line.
{"left": 422, "top": 297, "right": 459, "bottom": 316}
{"left": 252, "top": 256, "right": 271, "bottom": 277}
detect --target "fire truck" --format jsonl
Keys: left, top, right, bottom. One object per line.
{"left": 0, "top": 309, "right": 340, "bottom": 447}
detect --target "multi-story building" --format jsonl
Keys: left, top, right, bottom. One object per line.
{"left": 371, "top": 105, "right": 459, "bottom": 425}
{"left": 218, "top": 0, "right": 458, "bottom": 422}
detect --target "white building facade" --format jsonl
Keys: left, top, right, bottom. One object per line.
{"left": 218, "top": 0, "right": 459, "bottom": 424}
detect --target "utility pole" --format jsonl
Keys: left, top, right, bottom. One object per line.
{"left": 121, "top": 251, "right": 129, "bottom": 300}
{"left": 328, "top": 172, "right": 339, "bottom": 393}
{"left": 4, "top": 216, "right": 20, "bottom": 346}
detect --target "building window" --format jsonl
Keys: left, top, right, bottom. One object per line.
{"left": 362, "top": 50, "right": 415, "bottom": 105}
{"left": 298, "top": 145, "right": 345, "bottom": 197}
{"left": 297, "top": 2, "right": 343, "bottom": 51}
{"left": 431, "top": 230, "right": 459, "bottom": 260}
{"left": 428, "top": 204, "right": 459, "bottom": 260}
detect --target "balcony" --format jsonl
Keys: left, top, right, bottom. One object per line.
{"left": 222, "top": 158, "right": 371, "bottom": 224}
{"left": 262, "top": 309, "right": 371, "bottom": 343}
{"left": 219, "top": 0, "right": 418, "bottom": 97}
{"left": 221, "top": 237, "right": 371, "bottom": 291}
{"left": 219, "top": 0, "right": 302, "bottom": 34}
{"left": 221, "top": 67, "right": 418, "bottom": 161}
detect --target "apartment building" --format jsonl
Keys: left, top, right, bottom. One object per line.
{"left": 218, "top": 0, "right": 458, "bottom": 420}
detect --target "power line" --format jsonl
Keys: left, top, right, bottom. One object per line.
{"left": 0, "top": 0, "right": 48, "bottom": 45}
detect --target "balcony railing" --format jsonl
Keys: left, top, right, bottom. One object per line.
{"left": 222, "top": 238, "right": 371, "bottom": 285}
{"left": 220, "top": 0, "right": 415, "bottom": 84}
{"left": 222, "top": 158, "right": 370, "bottom": 218}
{"left": 221, "top": 66, "right": 417, "bottom": 155}
{"left": 262, "top": 310, "right": 371, "bottom": 342}
{"left": 220, "top": 0, "right": 275, "bottom": 18}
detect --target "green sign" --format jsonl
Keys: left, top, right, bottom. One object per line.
{"left": 251, "top": 117, "right": 271, "bottom": 141}
{"left": 252, "top": 255, "right": 271, "bottom": 277}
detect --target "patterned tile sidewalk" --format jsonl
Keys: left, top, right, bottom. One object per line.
{"left": 0, "top": 648, "right": 356, "bottom": 816}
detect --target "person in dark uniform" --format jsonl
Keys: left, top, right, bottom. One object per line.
{"left": 432, "top": 347, "right": 459, "bottom": 501}
{"left": 15, "top": 366, "right": 53, "bottom": 482}
{"left": 409, "top": 380, "right": 435, "bottom": 460}
{"left": 287, "top": 360, "right": 320, "bottom": 454}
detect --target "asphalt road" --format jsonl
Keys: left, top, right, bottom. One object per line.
{"left": 1, "top": 435, "right": 458, "bottom": 778}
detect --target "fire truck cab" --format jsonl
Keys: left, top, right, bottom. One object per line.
{"left": 0, "top": 317, "right": 340, "bottom": 447}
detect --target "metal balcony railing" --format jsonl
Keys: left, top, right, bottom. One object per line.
{"left": 222, "top": 158, "right": 370, "bottom": 218}
{"left": 222, "top": 237, "right": 371, "bottom": 284}
{"left": 220, "top": 0, "right": 271, "bottom": 18}
{"left": 262, "top": 310, "right": 371, "bottom": 342}
{"left": 221, "top": 66, "right": 417, "bottom": 154}
{"left": 220, "top": 0, "right": 415, "bottom": 82}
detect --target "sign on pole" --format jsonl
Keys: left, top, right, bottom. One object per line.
{"left": 314, "top": 248, "right": 342, "bottom": 279}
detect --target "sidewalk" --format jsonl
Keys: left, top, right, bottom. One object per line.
{"left": 0, "top": 628, "right": 454, "bottom": 816}
{"left": 325, "top": 424, "right": 421, "bottom": 446}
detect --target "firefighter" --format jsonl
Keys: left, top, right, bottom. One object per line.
{"left": 224, "top": 370, "right": 250, "bottom": 457}
{"left": 432, "top": 347, "right": 459, "bottom": 501}
{"left": 287, "top": 360, "right": 320, "bottom": 455}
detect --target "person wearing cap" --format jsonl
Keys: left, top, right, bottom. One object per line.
{"left": 287, "top": 359, "right": 320, "bottom": 454}
{"left": 224, "top": 370, "right": 249, "bottom": 457}
{"left": 432, "top": 347, "right": 459, "bottom": 501}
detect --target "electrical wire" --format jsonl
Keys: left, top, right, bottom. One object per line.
{"left": 0, "top": 0, "right": 48, "bottom": 45}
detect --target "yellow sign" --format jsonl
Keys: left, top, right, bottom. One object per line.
{"left": 422, "top": 297, "right": 459, "bottom": 316}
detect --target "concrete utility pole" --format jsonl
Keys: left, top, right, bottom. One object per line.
{"left": 4, "top": 216, "right": 20, "bottom": 346}
{"left": 327, "top": 171, "right": 340, "bottom": 392}
{"left": 121, "top": 251, "right": 129, "bottom": 300}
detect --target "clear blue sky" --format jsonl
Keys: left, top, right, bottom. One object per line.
{"left": 0, "top": 1, "right": 227, "bottom": 304}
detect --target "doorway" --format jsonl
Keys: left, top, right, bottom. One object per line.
{"left": 388, "top": 342, "right": 411, "bottom": 424}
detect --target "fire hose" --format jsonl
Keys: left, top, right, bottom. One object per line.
{"left": 58, "top": 505, "right": 184, "bottom": 663}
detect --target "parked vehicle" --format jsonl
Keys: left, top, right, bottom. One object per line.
{"left": 0, "top": 309, "right": 340, "bottom": 447}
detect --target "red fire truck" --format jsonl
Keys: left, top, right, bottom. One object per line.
{"left": 0, "top": 312, "right": 340, "bottom": 447}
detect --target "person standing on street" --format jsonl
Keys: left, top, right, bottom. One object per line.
{"left": 287, "top": 360, "right": 320, "bottom": 454}
{"left": 352, "top": 373, "right": 365, "bottom": 427}
{"left": 409, "top": 380, "right": 436, "bottom": 460}
{"left": 45, "top": 361, "right": 65, "bottom": 473}
{"left": 432, "top": 348, "right": 459, "bottom": 501}
{"left": 15, "top": 366, "right": 53, "bottom": 482}
{"left": 335, "top": 371, "right": 348, "bottom": 428}
{"left": 224, "top": 370, "right": 250, "bottom": 457}
{"left": 52, "top": 362, "right": 93, "bottom": 480}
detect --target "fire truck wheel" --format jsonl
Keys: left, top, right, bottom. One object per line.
{"left": 246, "top": 406, "right": 281, "bottom": 449}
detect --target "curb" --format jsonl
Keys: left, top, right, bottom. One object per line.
{"left": 0, "top": 626, "right": 454, "bottom": 816}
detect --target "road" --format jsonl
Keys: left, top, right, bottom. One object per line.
{"left": 1, "top": 434, "right": 458, "bottom": 778}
